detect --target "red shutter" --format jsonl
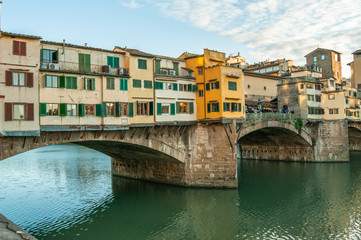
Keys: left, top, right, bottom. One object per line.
{"left": 5, "top": 102, "right": 13, "bottom": 121}
{"left": 27, "top": 72, "right": 33, "bottom": 88}
{"left": 5, "top": 71, "right": 13, "bottom": 86}
{"left": 26, "top": 103, "right": 34, "bottom": 121}
{"left": 13, "top": 41, "right": 20, "bottom": 55}
{"left": 20, "top": 42, "right": 26, "bottom": 56}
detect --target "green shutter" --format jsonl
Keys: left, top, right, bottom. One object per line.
{"left": 45, "top": 75, "right": 49, "bottom": 87}
{"left": 78, "top": 104, "right": 85, "bottom": 117}
{"left": 84, "top": 54, "right": 91, "bottom": 72}
{"left": 155, "top": 60, "right": 161, "bottom": 74}
{"left": 231, "top": 103, "right": 237, "bottom": 112}
{"left": 138, "top": 59, "right": 147, "bottom": 69}
{"left": 193, "top": 85, "right": 198, "bottom": 92}
{"left": 187, "top": 84, "right": 192, "bottom": 92}
{"left": 66, "top": 76, "right": 71, "bottom": 89}
{"left": 173, "top": 62, "right": 179, "bottom": 76}
{"left": 115, "top": 102, "right": 121, "bottom": 117}
{"left": 133, "top": 79, "right": 141, "bottom": 88}
{"left": 215, "top": 81, "right": 220, "bottom": 89}
{"left": 114, "top": 57, "right": 119, "bottom": 69}
{"left": 59, "top": 103, "right": 67, "bottom": 116}
{"left": 149, "top": 102, "right": 154, "bottom": 116}
{"left": 120, "top": 79, "right": 128, "bottom": 91}
{"left": 102, "top": 102, "right": 107, "bottom": 117}
{"left": 73, "top": 77, "right": 77, "bottom": 89}
{"left": 144, "top": 80, "right": 152, "bottom": 89}
{"left": 91, "top": 78, "right": 95, "bottom": 90}
{"left": 224, "top": 102, "right": 228, "bottom": 112}
{"left": 59, "top": 76, "right": 65, "bottom": 88}
{"left": 189, "top": 102, "right": 194, "bottom": 114}
{"left": 216, "top": 103, "right": 219, "bottom": 112}
{"left": 40, "top": 103, "right": 47, "bottom": 116}
{"left": 238, "top": 103, "right": 242, "bottom": 112}
{"left": 83, "top": 78, "right": 87, "bottom": 90}
{"left": 107, "top": 56, "right": 113, "bottom": 67}
{"left": 129, "top": 102, "right": 134, "bottom": 117}
{"left": 96, "top": 104, "right": 102, "bottom": 117}
{"left": 170, "top": 103, "right": 175, "bottom": 115}
{"left": 179, "top": 84, "right": 184, "bottom": 91}
{"left": 229, "top": 81, "right": 237, "bottom": 90}
{"left": 207, "top": 103, "right": 211, "bottom": 113}
{"left": 173, "top": 83, "right": 178, "bottom": 91}
{"left": 79, "top": 53, "right": 84, "bottom": 72}
{"left": 176, "top": 102, "right": 180, "bottom": 113}
{"left": 206, "top": 83, "right": 210, "bottom": 90}
{"left": 157, "top": 103, "right": 162, "bottom": 115}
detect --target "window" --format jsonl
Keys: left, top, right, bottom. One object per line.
{"left": 259, "top": 69, "right": 265, "bottom": 73}
{"left": 300, "top": 84, "right": 304, "bottom": 89}
{"left": 144, "top": 80, "right": 153, "bottom": 89}
{"left": 138, "top": 59, "right": 147, "bottom": 69}
{"left": 121, "top": 103, "right": 128, "bottom": 116}
{"left": 247, "top": 84, "right": 251, "bottom": 89}
{"left": 266, "top": 67, "right": 272, "bottom": 72}
{"left": 13, "top": 41, "right": 26, "bottom": 56}
{"left": 253, "top": 70, "right": 259, "bottom": 73}
{"left": 211, "top": 81, "right": 220, "bottom": 89}
{"left": 273, "top": 66, "right": 279, "bottom": 71}
{"left": 307, "top": 95, "right": 315, "bottom": 101}
{"left": 66, "top": 76, "right": 77, "bottom": 89}
{"left": 13, "top": 104, "right": 25, "bottom": 120}
{"left": 46, "top": 104, "right": 59, "bottom": 116}
{"left": 155, "top": 81, "right": 164, "bottom": 90}
{"left": 231, "top": 102, "right": 237, "bottom": 112}
{"left": 336, "top": 54, "right": 340, "bottom": 62}
{"left": 137, "top": 102, "right": 148, "bottom": 115}
{"left": 307, "top": 84, "right": 313, "bottom": 89}
{"left": 67, "top": 104, "right": 77, "bottom": 116}
{"left": 198, "top": 90, "right": 204, "bottom": 97}
{"left": 120, "top": 79, "right": 128, "bottom": 91}
{"left": 328, "top": 94, "right": 335, "bottom": 100}
{"left": 321, "top": 54, "right": 325, "bottom": 61}
{"left": 133, "top": 79, "right": 141, "bottom": 88}
{"left": 13, "top": 72, "right": 25, "bottom": 86}
{"left": 198, "top": 68, "right": 203, "bottom": 75}
{"left": 79, "top": 53, "right": 91, "bottom": 72}
{"left": 107, "top": 56, "right": 119, "bottom": 69}
{"left": 357, "top": 54, "right": 361, "bottom": 58}
{"left": 224, "top": 102, "right": 230, "bottom": 112}
{"left": 107, "top": 78, "right": 115, "bottom": 90}
{"left": 211, "top": 103, "right": 219, "bottom": 112}
{"left": 107, "top": 103, "right": 115, "bottom": 116}
{"left": 329, "top": 108, "right": 339, "bottom": 114}
{"left": 313, "top": 56, "right": 317, "bottom": 62}
{"left": 165, "top": 83, "right": 172, "bottom": 90}
{"left": 330, "top": 80, "right": 335, "bottom": 87}
{"left": 84, "top": 78, "right": 95, "bottom": 90}
{"left": 228, "top": 81, "right": 237, "bottom": 91}
{"left": 264, "top": 86, "right": 267, "bottom": 91}
{"left": 315, "top": 95, "right": 321, "bottom": 102}
{"left": 179, "top": 102, "right": 189, "bottom": 113}
{"left": 85, "top": 104, "right": 95, "bottom": 116}
{"left": 315, "top": 84, "right": 321, "bottom": 90}
{"left": 46, "top": 75, "right": 58, "bottom": 88}
{"left": 162, "top": 104, "right": 170, "bottom": 115}
{"left": 42, "top": 49, "right": 58, "bottom": 63}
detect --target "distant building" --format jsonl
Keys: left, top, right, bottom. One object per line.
{"left": 226, "top": 52, "right": 248, "bottom": 68}
{"left": 0, "top": 31, "right": 41, "bottom": 136}
{"left": 348, "top": 49, "right": 361, "bottom": 89}
{"left": 246, "top": 59, "right": 295, "bottom": 77}
{"left": 305, "top": 48, "right": 342, "bottom": 84}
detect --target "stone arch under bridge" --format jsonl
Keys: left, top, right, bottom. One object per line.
{"left": 347, "top": 122, "right": 361, "bottom": 151}
{"left": 237, "top": 114, "right": 314, "bottom": 161}
{"left": 0, "top": 123, "right": 239, "bottom": 188}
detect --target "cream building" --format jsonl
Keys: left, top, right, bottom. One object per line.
{"left": 154, "top": 55, "right": 197, "bottom": 123}
{"left": 0, "top": 31, "right": 41, "bottom": 136}
{"left": 40, "top": 41, "right": 130, "bottom": 129}
{"left": 349, "top": 49, "right": 361, "bottom": 89}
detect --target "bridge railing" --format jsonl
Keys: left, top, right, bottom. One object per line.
{"left": 246, "top": 113, "right": 301, "bottom": 121}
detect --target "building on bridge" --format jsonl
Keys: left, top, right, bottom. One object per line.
{"left": 179, "top": 49, "right": 245, "bottom": 121}
{"left": 153, "top": 55, "right": 197, "bottom": 123}
{"left": 349, "top": 49, "right": 361, "bottom": 89}
{"left": 0, "top": 31, "right": 41, "bottom": 137}
{"left": 246, "top": 59, "right": 295, "bottom": 77}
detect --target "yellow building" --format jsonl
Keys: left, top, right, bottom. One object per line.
{"left": 0, "top": 31, "right": 41, "bottom": 136}
{"left": 349, "top": 49, "right": 361, "bottom": 89}
{"left": 180, "top": 49, "right": 245, "bottom": 121}
{"left": 114, "top": 47, "right": 155, "bottom": 126}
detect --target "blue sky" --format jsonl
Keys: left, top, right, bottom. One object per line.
{"left": 2, "top": 0, "right": 360, "bottom": 77}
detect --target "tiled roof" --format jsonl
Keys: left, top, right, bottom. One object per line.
{"left": 114, "top": 46, "right": 154, "bottom": 58}
{"left": 353, "top": 49, "right": 361, "bottom": 54}
{"left": 1, "top": 31, "right": 41, "bottom": 39}
{"left": 305, "top": 47, "right": 342, "bottom": 57}
{"left": 42, "top": 40, "right": 124, "bottom": 54}
{"left": 154, "top": 54, "right": 185, "bottom": 62}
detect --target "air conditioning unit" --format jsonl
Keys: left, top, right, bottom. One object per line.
{"left": 169, "top": 70, "right": 176, "bottom": 76}
{"left": 119, "top": 68, "right": 127, "bottom": 75}
{"left": 160, "top": 69, "right": 168, "bottom": 75}
{"left": 101, "top": 65, "right": 110, "bottom": 73}
{"left": 49, "top": 63, "right": 59, "bottom": 70}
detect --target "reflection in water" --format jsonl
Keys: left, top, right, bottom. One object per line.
{"left": 1, "top": 145, "right": 361, "bottom": 239}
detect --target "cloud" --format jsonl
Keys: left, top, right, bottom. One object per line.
{"left": 121, "top": 0, "right": 361, "bottom": 77}
{"left": 119, "top": 0, "right": 142, "bottom": 8}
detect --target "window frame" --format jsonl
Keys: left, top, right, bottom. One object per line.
{"left": 84, "top": 104, "right": 95, "bottom": 116}
{"left": 12, "top": 72, "right": 26, "bottom": 87}
{"left": 106, "top": 78, "right": 115, "bottom": 90}
{"left": 45, "top": 75, "right": 58, "bottom": 88}
{"left": 138, "top": 59, "right": 147, "bottom": 70}
{"left": 66, "top": 104, "right": 77, "bottom": 116}
{"left": 46, "top": 103, "right": 59, "bottom": 116}
{"left": 13, "top": 103, "right": 26, "bottom": 120}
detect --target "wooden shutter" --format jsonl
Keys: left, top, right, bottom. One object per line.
{"left": 96, "top": 104, "right": 103, "bottom": 117}
{"left": 188, "top": 84, "right": 192, "bottom": 92}
{"left": 238, "top": 103, "right": 242, "bottom": 112}
{"left": 91, "top": 78, "right": 95, "bottom": 90}
{"left": 189, "top": 102, "right": 194, "bottom": 114}
{"left": 40, "top": 103, "right": 47, "bottom": 116}
{"left": 128, "top": 102, "right": 134, "bottom": 117}
{"left": 79, "top": 54, "right": 84, "bottom": 72}
{"left": 176, "top": 102, "right": 180, "bottom": 114}
{"left": 78, "top": 104, "right": 85, "bottom": 117}
{"left": 102, "top": 102, "right": 107, "bottom": 117}
{"left": 59, "top": 103, "right": 67, "bottom": 116}
{"left": 73, "top": 77, "right": 77, "bottom": 89}
{"left": 114, "top": 57, "right": 119, "bottom": 68}
{"left": 224, "top": 103, "right": 227, "bottom": 112}
{"left": 149, "top": 102, "right": 153, "bottom": 116}
{"left": 179, "top": 84, "right": 184, "bottom": 91}
{"left": 155, "top": 60, "right": 160, "bottom": 74}
{"left": 207, "top": 103, "right": 211, "bottom": 113}
{"left": 206, "top": 83, "right": 210, "bottom": 90}
{"left": 27, "top": 73, "right": 34, "bottom": 88}
{"left": 5, "top": 102, "right": 13, "bottom": 121}
{"left": 173, "top": 83, "right": 178, "bottom": 91}
{"left": 115, "top": 102, "right": 121, "bottom": 117}
{"left": 26, "top": 103, "right": 34, "bottom": 121}
{"left": 193, "top": 85, "right": 198, "bottom": 92}
{"left": 107, "top": 56, "right": 113, "bottom": 67}
{"left": 5, "top": 71, "right": 13, "bottom": 86}
{"left": 157, "top": 103, "right": 162, "bottom": 115}
{"left": 59, "top": 76, "right": 66, "bottom": 88}
{"left": 66, "top": 76, "right": 71, "bottom": 89}
{"left": 13, "top": 41, "right": 20, "bottom": 55}
{"left": 84, "top": 54, "right": 91, "bottom": 72}
{"left": 215, "top": 81, "right": 220, "bottom": 89}
{"left": 20, "top": 42, "right": 26, "bottom": 56}
{"left": 170, "top": 103, "right": 175, "bottom": 115}
{"left": 173, "top": 62, "right": 179, "bottom": 76}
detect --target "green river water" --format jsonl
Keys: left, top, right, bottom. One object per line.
{"left": 1, "top": 144, "right": 361, "bottom": 239}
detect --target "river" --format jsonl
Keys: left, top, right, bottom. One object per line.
{"left": 0, "top": 144, "right": 361, "bottom": 239}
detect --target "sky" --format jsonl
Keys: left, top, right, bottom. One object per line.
{"left": 1, "top": 0, "right": 360, "bottom": 77}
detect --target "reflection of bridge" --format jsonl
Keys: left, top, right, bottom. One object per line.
{"left": 1, "top": 114, "right": 359, "bottom": 188}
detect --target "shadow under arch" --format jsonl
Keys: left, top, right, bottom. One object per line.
{"left": 348, "top": 126, "right": 361, "bottom": 151}
{"left": 238, "top": 127, "right": 313, "bottom": 162}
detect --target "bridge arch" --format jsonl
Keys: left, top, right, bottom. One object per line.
{"left": 348, "top": 124, "right": 361, "bottom": 151}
